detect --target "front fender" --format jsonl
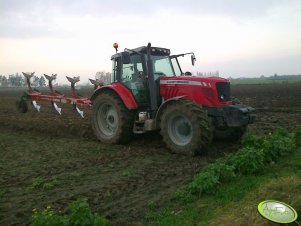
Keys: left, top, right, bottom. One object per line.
{"left": 90, "top": 83, "right": 138, "bottom": 110}
{"left": 155, "top": 95, "right": 186, "bottom": 128}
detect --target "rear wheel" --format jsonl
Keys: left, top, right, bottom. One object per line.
{"left": 160, "top": 100, "right": 212, "bottom": 156}
{"left": 92, "top": 92, "right": 133, "bottom": 144}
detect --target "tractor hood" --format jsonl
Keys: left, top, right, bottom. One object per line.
{"left": 160, "top": 76, "right": 232, "bottom": 107}
{"left": 160, "top": 76, "right": 229, "bottom": 86}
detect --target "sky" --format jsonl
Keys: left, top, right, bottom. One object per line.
{"left": 0, "top": 0, "right": 301, "bottom": 84}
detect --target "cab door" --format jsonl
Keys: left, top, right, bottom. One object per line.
{"left": 120, "top": 54, "right": 149, "bottom": 106}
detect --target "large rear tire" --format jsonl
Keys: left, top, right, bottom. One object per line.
{"left": 160, "top": 100, "right": 212, "bottom": 156}
{"left": 92, "top": 92, "right": 133, "bottom": 144}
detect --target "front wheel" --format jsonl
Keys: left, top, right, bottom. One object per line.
{"left": 92, "top": 92, "right": 133, "bottom": 144}
{"left": 160, "top": 100, "right": 212, "bottom": 156}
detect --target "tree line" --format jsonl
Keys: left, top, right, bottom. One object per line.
{"left": 0, "top": 73, "right": 46, "bottom": 87}
{"left": 0, "top": 72, "right": 112, "bottom": 87}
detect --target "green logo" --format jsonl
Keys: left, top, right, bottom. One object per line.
{"left": 258, "top": 200, "right": 298, "bottom": 224}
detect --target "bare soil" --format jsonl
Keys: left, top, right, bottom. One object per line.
{"left": 0, "top": 83, "right": 301, "bottom": 226}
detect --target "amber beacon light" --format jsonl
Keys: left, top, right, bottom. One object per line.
{"left": 113, "top": 43, "right": 118, "bottom": 53}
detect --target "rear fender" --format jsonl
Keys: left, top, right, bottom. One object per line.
{"left": 155, "top": 96, "right": 186, "bottom": 128}
{"left": 90, "top": 83, "right": 138, "bottom": 110}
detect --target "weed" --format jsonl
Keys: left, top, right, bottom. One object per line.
{"left": 31, "top": 177, "right": 45, "bottom": 189}
{"left": 225, "top": 147, "right": 265, "bottom": 174}
{"left": 30, "top": 198, "right": 107, "bottom": 226}
{"left": 30, "top": 177, "right": 59, "bottom": 190}
{"left": 90, "top": 145, "right": 114, "bottom": 153}
{"left": 188, "top": 162, "right": 235, "bottom": 196}
{"left": 31, "top": 206, "right": 67, "bottom": 226}
{"left": 147, "top": 200, "right": 157, "bottom": 210}
{"left": 174, "top": 189, "right": 194, "bottom": 203}
{"left": 241, "top": 131, "right": 265, "bottom": 149}
{"left": 0, "top": 189, "right": 7, "bottom": 198}
{"left": 90, "top": 146, "right": 104, "bottom": 153}
{"left": 122, "top": 169, "right": 131, "bottom": 177}
{"left": 43, "top": 179, "right": 59, "bottom": 190}
{"left": 68, "top": 198, "right": 106, "bottom": 226}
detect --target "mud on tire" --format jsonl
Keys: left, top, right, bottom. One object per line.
{"left": 160, "top": 100, "right": 212, "bottom": 156}
{"left": 92, "top": 92, "right": 133, "bottom": 144}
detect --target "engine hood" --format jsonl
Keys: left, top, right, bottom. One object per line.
{"left": 159, "top": 75, "right": 232, "bottom": 107}
{"left": 160, "top": 76, "right": 230, "bottom": 86}
{"left": 160, "top": 76, "right": 229, "bottom": 84}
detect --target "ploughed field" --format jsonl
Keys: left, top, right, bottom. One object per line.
{"left": 0, "top": 83, "right": 301, "bottom": 225}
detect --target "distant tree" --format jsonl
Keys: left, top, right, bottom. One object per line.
{"left": 95, "top": 71, "right": 105, "bottom": 79}
{"left": 32, "top": 76, "right": 40, "bottom": 87}
{"left": 8, "top": 73, "right": 24, "bottom": 87}
{"left": 0, "top": 75, "right": 8, "bottom": 87}
{"left": 95, "top": 71, "right": 111, "bottom": 85}
{"left": 39, "top": 76, "right": 46, "bottom": 87}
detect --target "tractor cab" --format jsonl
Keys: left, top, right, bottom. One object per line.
{"left": 110, "top": 43, "right": 196, "bottom": 112}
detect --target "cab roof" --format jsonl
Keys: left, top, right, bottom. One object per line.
{"left": 111, "top": 46, "right": 171, "bottom": 60}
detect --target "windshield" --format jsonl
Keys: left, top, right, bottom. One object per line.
{"left": 151, "top": 55, "right": 175, "bottom": 77}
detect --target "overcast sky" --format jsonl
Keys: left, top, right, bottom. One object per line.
{"left": 0, "top": 0, "right": 300, "bottom": 84}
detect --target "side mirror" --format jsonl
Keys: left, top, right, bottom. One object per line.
{"left": 121, "top": 52, "right": 131, "bottom": 64}
{"left": 191, "top": 54, "right": 196, "bottom": 66}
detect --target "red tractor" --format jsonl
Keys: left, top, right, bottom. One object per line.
{"left": 17, "top": 43, "right": 255, "bottom": 156}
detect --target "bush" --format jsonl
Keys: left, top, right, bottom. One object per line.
{"left": 181, "top": 128, "right": 298, "bottom": 199}
{"left": 265, "top": 128, "right": 295, "bottom": 157}
{"left": 241, "top": 132, "right": 265, "bottom": 149}
{"left": 225, "top": 147, "right": 265, "bottom": 174}
{"left": 188, "top": 162, "right": 235, "bottom": 196}
{"left": 68, "top": 198, "right": 106, "bottom": 226}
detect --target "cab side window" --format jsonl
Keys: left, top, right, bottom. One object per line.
{"left": 121, "top": 55, "right": 143, "bottom": 84}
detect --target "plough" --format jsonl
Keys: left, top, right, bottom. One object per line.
{"left": 16, "top": 72, "right": 101, "bottom": 118}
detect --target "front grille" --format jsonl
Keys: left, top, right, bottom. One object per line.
{"left": 216, "top": 82, "right": 231, "bottom": 102}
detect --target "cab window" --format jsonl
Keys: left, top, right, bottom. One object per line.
{"left": 152, "top": 56, "right": 175, "bottom": 77}
{"left": 121, "top": 54, "right": 147, "bottom": 103}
